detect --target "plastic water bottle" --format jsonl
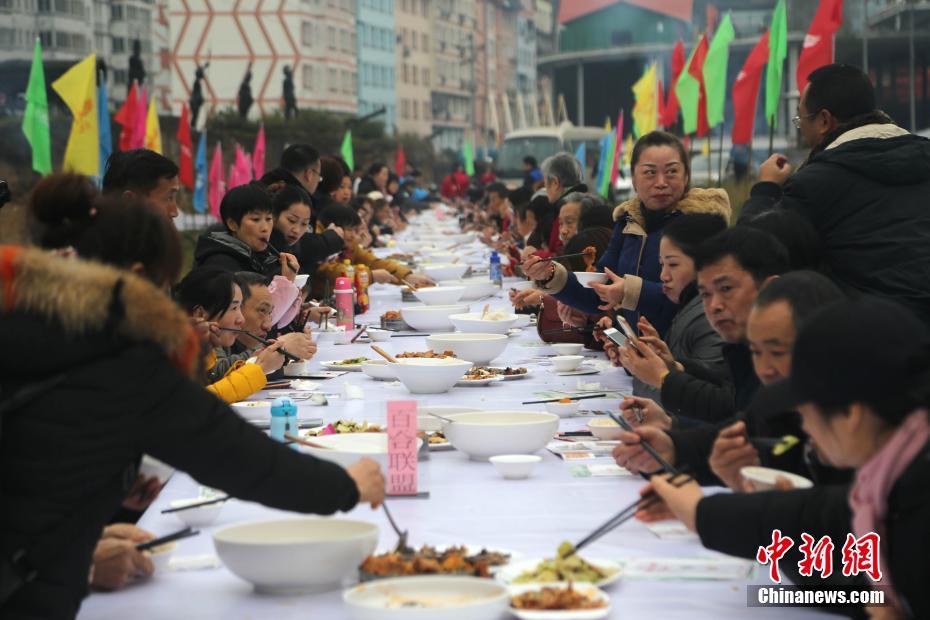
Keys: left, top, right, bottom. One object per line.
{"left": 270, "top": 397, "right": 298, "bottom": 448}
{"left": 334, "top": 276, "right": 355, "bottom": 343}
{"left": 489, "top": 251, "right": 502, "bottom": 287}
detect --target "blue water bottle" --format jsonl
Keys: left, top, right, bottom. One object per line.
{"left": 489, "top": 251, "right": 502, "bottom": 287}
{"left": 270, "top": 397, "right": 298, "bottom": 448}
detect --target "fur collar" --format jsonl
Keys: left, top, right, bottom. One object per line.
{"left": 0, "top": 245, "right": 201, "bottom": 376}
{"left": 826, "top": 123, "right": 910, "bottom": 150}
{"left": 612, "top": 187, "right": 732, "bottom": 230}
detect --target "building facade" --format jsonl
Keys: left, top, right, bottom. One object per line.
{"left": 394, "top": 0, "right": 432, "bottom": 136}
{"left": 357, "top": 0, "right": 395, "bottom": 133}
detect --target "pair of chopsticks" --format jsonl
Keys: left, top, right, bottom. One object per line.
{"left": 267, "top": 243, "right": 300, "bottom": 274}
{"left": 217, "top": 327, "right": 300, "bottom": 363}
{"left": 534, "top": 251, "right": 595, "bottom": 263}
{"left": 136, "top": 527, "right": 200, "bottom": 551}
{"left": 160, "top": 496, "right": 230, "bottom": 514}
{"left": 522, "top": 393, "right": 607, "bottom": 405}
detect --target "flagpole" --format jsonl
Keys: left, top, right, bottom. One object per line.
{"left": 718, "top": 122, "right": 725, "bottom": 186}
{"left": 768, "top": 116, "right": 775, "bottom": 157}
{"left": 706, "top": 137, "right": 712, "bottom": 186}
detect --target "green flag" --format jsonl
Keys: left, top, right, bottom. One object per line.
{"left": 702, "top": 12, "right": 735, "bottom": 129}
{"left": 22, "top": 38, "right": 52, "bottom": 175}
{"left": 462, "top": 139, "right": 475, "bottom": 176}
{"left": 765, "top": 0, "right": 788, "bottom": 128}
{"left": 674, "top": 35, "right": 707, "bottom": 136}
{"left": 340, "top": 129, "right": 354, "bottom": 171}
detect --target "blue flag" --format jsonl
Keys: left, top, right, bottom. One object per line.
{"left": 193, "top": 131, "right": 207, "bottom": 213}
{"left": 97, "top": 78, "right": 112, "bottom": 185}
{"left": 574, "top": 142, "right": 586, "bottom": 178}
{"left": 594, "top": 132, "right": 611, "bottom": 197}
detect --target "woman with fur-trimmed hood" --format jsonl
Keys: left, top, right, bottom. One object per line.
{"left": 525, "top": 131, "right": 731, "bottom": 338}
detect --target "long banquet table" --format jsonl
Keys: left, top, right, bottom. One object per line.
{"left": 78, "top": 216, "right": 828, "bottom": 619}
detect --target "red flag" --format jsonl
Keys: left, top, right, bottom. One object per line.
{"left": 663, "top": 40, "right": 686, "bottom": 129}
{"left": 688, "top": 35, "right": 710, "bottom": 137}
{"left": 208, "top": 142, "right": 225, "bottom": 221}
{"left": 114, "top": 81, "right": 139, "bottom": 151}
{"left": 394, "top": 143, "right": 406, "bottom": 176}
{"left": 252, "top": 124, "right": 266, "bottom": 180}
{"left": 797, "top": 0, "right": 843, "bottom": 94}
{"left": 133, "top": 86, "right": 148, "bottom": 149}
{"left": 732, "top": 31, "right": 770, "bottom": 145}
{"left": 176, "top": 103, "right": 194, "bottom": 189}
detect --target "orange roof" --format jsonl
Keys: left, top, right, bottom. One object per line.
{"left": 558, "top": 0, "right": 693, "bottom": 24}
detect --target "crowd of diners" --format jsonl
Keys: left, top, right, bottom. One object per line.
{"left": 1, "top": 63, "right": 929, "bottom": 620}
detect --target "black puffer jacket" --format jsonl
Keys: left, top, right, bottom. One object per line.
{"left": 740, "top": 126, "right": 930, "bottom": 327}
{"left": 192, "top": 231, "right": 280, "bottom": 277}
{"left": 0, "top": 247, "right": 360, "bottom": 619}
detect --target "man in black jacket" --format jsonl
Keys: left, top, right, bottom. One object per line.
{"left": 260, "top": 144, "right": 345, "bottom": 273}
{"left": 740, "top": 64, "right": 930, "bottom": 327}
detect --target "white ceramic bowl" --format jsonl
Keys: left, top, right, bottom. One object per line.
{"left": 213, "top": 518, "right": 378, "bottom": 594}
{"left": 389, "top": 357, "right": 474, "bottom": 394}
{"left": 449, "top": 312, "right": 519, "bottom": 335}
{"left": 574, "top": 272, "right": 608, "bottom": 288}
{"left": 361, "top": 359, "right": 397, "bottom": 381}
{"left": 439, "top": 278, "right": 499, "bottom": 301}
{"left": 297, "top": 433, "right": 422, "bottom": 472}
{"left": 422, "top": 263, "right": 469, "bottom": 281}
{"left": 420, "top": 250, "right": 458, "bottom": 263}
{"left": 139, "top": 455, "right": 175, "bottom": 484}
{"left": 401, "top": 304, "right": 471, "bottom": 331}
{"left": 489, "top": 455, "right": 542, "bottom": 480}
{"left": 284, "top": 360, "right": 315, "bottom": 376}
{"left": 512, "top": 314, "right": 532, "bottom": 328}
{"left": 551, "top": 343, "right": 583, "bottom": 356}
{"left": 343, "top": 575, "right": 509, "bottom": 620}
{"left": 426, "top": 333, "right": 509, "bottom": 365}
{"left": 587, "top": 418, "right": 623, "bottom": 440}
{"left": 231, "top": 400, "right": 272, "bottom": 422}
{"left": 441, "top": 411, "right": 560, "bottom": 460}
{"left": 168, "top": 498, "right": 225, "bottom": 528}
{"left": 545, "top": 401, "right": 581, "bottom": 417}
{"left": 367, "top": 329, "right": 392, "bottom": 342}
{"left": 740, "top": 466, "right": 814, "bottom": 491}
{"left": 413, "top": 286, "right": 466, "bottom": 306}
{"left": 417, "top": 406, "right": 484, "bottom": 432}
{"left": 551, "top": 355, "right": 584, "bottom": 372}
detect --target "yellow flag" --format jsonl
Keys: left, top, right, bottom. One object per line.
{"left": 52, "top": 53, "right": 98, "bottom": 175}
{"left": 145, "top": 97, "right": 162, "bottom": 154}
{"left": 603, "top": 117, "right": 611, "bottom": 132}
{"left": 632, "top": 62, "right": 658, "bottom": 139}
{"left": 623, "top": 134, "right": 634, "bottom": 167}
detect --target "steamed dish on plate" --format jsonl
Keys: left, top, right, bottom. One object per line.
{"left": 513, "top": 542, "right": 618, "bottom": 584}
{"left": 361, "top": 545, "right": 510, "bottom": 579}
{"left": 306, "top": 420, "right": 382, "bottom": 436}
{"left": 511, "top": 584, "right": 607, "bottom": 610}
{"left": 333, "top": 357, "right": 370, "bottom": 366}
{"left": 395, "top": 350, "right": 456, "bottom": 359}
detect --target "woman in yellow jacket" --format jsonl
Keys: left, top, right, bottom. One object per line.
{"left": 311, "top": 204, "right": 433, "bottom": 298}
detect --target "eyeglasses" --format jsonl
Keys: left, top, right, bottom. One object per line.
{"left": 792, "top": 112, "right": 818, "bottom": 129}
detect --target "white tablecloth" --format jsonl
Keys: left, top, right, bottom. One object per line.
{"left": 78, "top": 229, "right": 828, "bottom": 619}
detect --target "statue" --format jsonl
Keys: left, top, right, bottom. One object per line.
{"left": 190, "top": 60, "right": 210, "bottom": 130}
{"left": 283, "top": 65, "right": 297, "bottom": 120}
{"left": 237, "top": 62, "right": 253, "bottom": 119}
{"left": 127, "top": 39, "right": 146, "bottom": 96}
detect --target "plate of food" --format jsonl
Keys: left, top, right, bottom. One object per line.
{"left": 488, "top": 367, "right": 531, "bottom": 380}
{"left": 509, "top": 583, "right": 610, "bottom": 620}
{"left": 496, "top": 543, "right": 621, "bottom": 588}
{"left": 320, "top": 357, "right": 370, "bottom": 371}
{"left": 303, "top": 420, "right": 383, "bottom": 436}
{"left": 360, "top": 545, "right": 515, "bottom": 581}
{"left": 395, "top": 350, "right": 457, "bottom": 359}
{"left": 421, "top": 430, "right": 453, "bottom": 450}
{"left": 457, "top": 367, "right": 506, "bottom": 386}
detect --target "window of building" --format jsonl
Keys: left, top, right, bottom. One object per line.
{"left": 340, "top": 29, "right": 349, "bottom": 51}
{"left": 422, "top": 67, "right": 429, "bottom": 86}
{"left": 329, "top": 67, "right": 337, "bottom": 92}
{"left": 110, "top": 2, "right": 121, "bottom": 20}
{"left": 111, "top": 36, "right": 125, "bottom": 53}
{"left": 341, "top": 69, "right": 350, "bottom": 93}
{"left": 412, "top": 99, "right": 418, "bottom": 120}
{"left": 303, "top": 64, "right": 314, "bottom": 88}
{"left": 401, "top": 99, "right": 408, "bottom": 120}
{"left": 411, "top": 30, "right": 417, "bottom": 50}
{"left": 411, "top": 66, "right": 417, "bottom": 85}
{"left": 422, "top": 32, "right": 428, "bottom": 53}
{"left": 401, "top": 63, "right": 407, "bottom": 83}
{"left": 113, "top": 68, "right": 127, "bottom": 84}
{"left": 301, "top": 21, "right": 313, "bottom": 46}
{"left": 327, "top": 26, "right": 335, "bottom": 48}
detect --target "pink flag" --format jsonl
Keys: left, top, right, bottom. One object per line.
{"left": 133, "top": 87, "right": 148, "bottom": 149}
{"left": 208, "top": 142, "right": 225, "bottom": 221}
{"left": 610, "top": 109, "right": 624, "bottom": 187}
{"left": 235, "top": 144, "right": 253, "bottom": 183}
{"left": 252, "top": 125, "right": 266, "bottom": 180}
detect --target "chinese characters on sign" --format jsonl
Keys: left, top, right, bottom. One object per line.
{"left": 756, "top": 530, "right": 883, "bottom": 583}
{"left": 387, "top": 400, "right": 418, "bottom": 496}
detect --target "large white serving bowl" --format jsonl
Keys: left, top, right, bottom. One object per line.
{"left": 426, "top": 333, "right": 509, "bottom": 365}
{"left": 413, "top": 286, "right": 466, "bottom": 306}
{"left": 361, "top": 359, "right": 397, "bottom": 381}
{"left": 421, "top": 263, "right": 469, "bottom": 281}
{"left": 417, "top": 405, "right": 484, "bottom": 432}
{"left": 441, "top": 411, "right": 560, "bottom": 460}
{"left": 230, "top": 400, "right": 272, "bottom": 422}
{"left": 213, "top": 518, "right": 378, "bottom": 594}
{"left": 389, "top": 357, "right": 474, "bottom": 394}
{"left": 297, "top": 433, "right": 423, "bottom": 471}
{"left": 438, "top": 278, "right": 499, "bottom": 301}
{"left": 401, "top": 304, "right": 470, "bottom": 331}
{"left": 574, "top": 271, "right": 608, "bottom": 288}
{"left": 449, "top": 312, "right": 519, "bottom": 335}
{"left": 343, "top": 575, "right": 509, "bottom": 620}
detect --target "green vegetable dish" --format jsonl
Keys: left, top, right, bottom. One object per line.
{"left": 333, "top": 357, "right": 369, "bottom": 366}
{"left": 513, "top": 542, "right": 618, "bottom": 584}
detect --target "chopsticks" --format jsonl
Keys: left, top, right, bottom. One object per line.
{"left": 522, "top": 393, "right": 607, "bottom": 405}
{"left": 534, "top": 251, "right": 595, "bottom": 263}
{"left": 284, "top": 432, "right": 331, "bottom": 449}
{"left": 217, "top": 327, "right": 301, "bottom": 363}
{"left": 136, "top": 527, "right": 200, "bottom": 551}
{"left": 350, "top": 326, "right": 368, "bottom": 343}
{"left": 160, "top": 496, "right": 230, "bottom": 514}
{"left": 569, "top": 472, "right": 693, "bottom": 555}
{"left": 607, "top": 411, "right": 679, "bottom": 474}
{"left": 267, "top": 243, "right": 300, "bottom": 274}
{"left": 370, "top": 345, "right": 398, "bottom": 363}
